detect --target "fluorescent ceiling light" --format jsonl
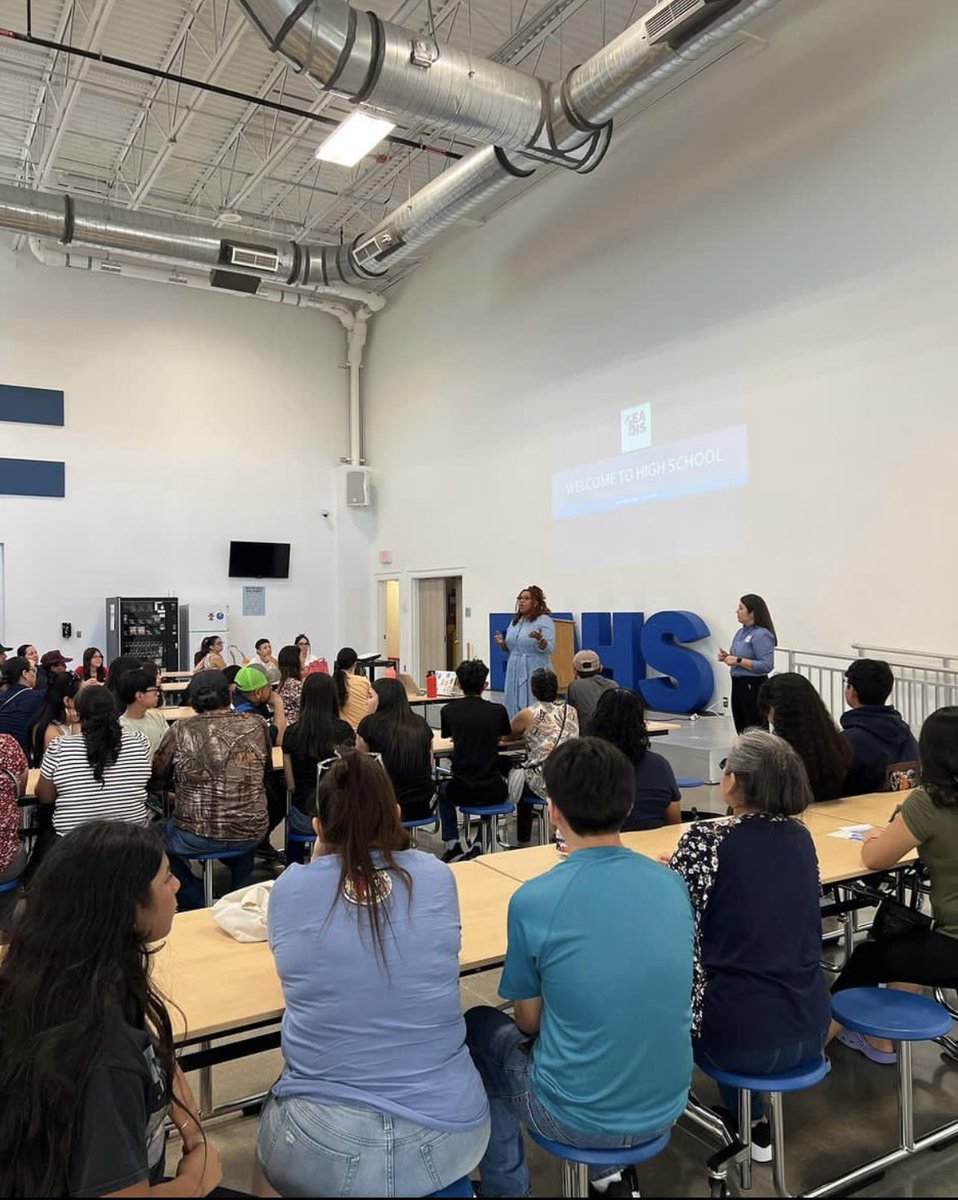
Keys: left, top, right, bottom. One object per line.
{"left": 316, "top": 111, "right": 395, "bottom": 167}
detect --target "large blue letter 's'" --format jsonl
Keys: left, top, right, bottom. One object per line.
{"left": 580, "top": 612, "right": 646, "bottom": 688}
{"left": 638, "top": 610, "right": 713, "bottom": 714}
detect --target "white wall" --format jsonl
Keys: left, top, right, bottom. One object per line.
{"left": 0, "top": 248, "right": 348, "bottom": 665}
{"left": 362, "top": 0, "right": 958, "bottom": 698}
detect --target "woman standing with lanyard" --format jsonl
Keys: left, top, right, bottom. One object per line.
{"left": 718, "top": 594, "right": 777, "bottom": 733}
{"left": 494, "top": 585, "right": 555, "bottom": 718}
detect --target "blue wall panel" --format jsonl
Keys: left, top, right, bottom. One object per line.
{"left": 0, "top": 457, "right": 66, "bottom": 497}
{"left": 0, "top": 384, "right": 64, "bottom": 426}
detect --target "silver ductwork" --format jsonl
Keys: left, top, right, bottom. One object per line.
{"left": 0, "top": 0, "right": 786, "bottom": 294}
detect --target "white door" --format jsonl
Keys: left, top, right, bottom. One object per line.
{"left": 417, "top": 578, "right": 447, "bottom": 685}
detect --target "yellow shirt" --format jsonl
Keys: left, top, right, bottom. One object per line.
{"left": 341, "top": 672, "right": 372, "bottom": 731}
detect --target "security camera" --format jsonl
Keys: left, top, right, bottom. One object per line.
{"left": 321, "top": 509, "right": 330, "bottom": 518}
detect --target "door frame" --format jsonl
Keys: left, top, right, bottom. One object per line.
{"left": 408, "top": 567, "right": 466, "bottom": 687}
{"left": 374, "top": 574, "right": 401, "bottom": 667}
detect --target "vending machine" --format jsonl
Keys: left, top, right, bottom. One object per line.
{"left": 105, "top": 597, "right": 179, "bottom": 670}
{"left": 179, "top": 603, "right": 230, "bottom": 670}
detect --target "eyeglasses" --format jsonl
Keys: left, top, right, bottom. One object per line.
{"left": 144, "top": 687, "right": 160, "bottom": 694}
{"left": 719, "top": 757, "right": 728, "bottom": 772}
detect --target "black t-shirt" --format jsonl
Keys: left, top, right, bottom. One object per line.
{"left": 622, "top": 750, "right": 681, "bottom": 831}
{"left": 357, "top": 712, "right": 435, "bottom": 818}
{"left": 284, "top": 719, "right": 355, "bottom": 813}
{"left": 441, "top": 696, "right": 511, "bottom": 803}
{"left": 69, "top": 1015, "right": 169, "bottom": 1198}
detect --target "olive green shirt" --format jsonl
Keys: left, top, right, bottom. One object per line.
{"left": 901, "top": 787, "right": 958, "bottom": 938}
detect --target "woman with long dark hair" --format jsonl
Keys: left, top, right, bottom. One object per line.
{"left": 758, "top": 673, "right": 852, "bottom": 802}
{"left": 494, "top": 585, "right": 555, "bottom": 718}
{"left": 193, "top": 637, "right": 226, "bottom": 671}
{"left": 276, "top": 644, "right": 304, "bottom": 725}
{"left": 77, "top": 646, "right": 108, "bottom": 683}
{"left": 357, "top": 677, "right": 435, "bottom": 822}
{"left": 591, "top": 688, "right": 682, "bottom": 830}
{"left": 830, "top": 707, "right": 958, "bottom": 1062}
{"left": 718, "top": 594, "right": 777, "bottom": 733}
{"left": 35, "top": 686, "right": 152, "bottom": 848}
{"left": 257, "top": 753, "right": 490, "bottom": 1196}
{"left": 333, "top": 645, "right": 373, "bottom": 731}
{"left": 0, "top": 821, "right": 222, "bottom": 1197}
{"left": 30, "top": 670, "right": 81, "bottom": 764}
{"left": 282, "top": 673, "right": 354, "bottom": 863}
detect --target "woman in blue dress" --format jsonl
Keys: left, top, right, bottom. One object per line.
{"left": 494, "top": 586, "right": 555, "bottom": 717}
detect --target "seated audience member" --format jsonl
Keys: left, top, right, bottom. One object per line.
{"left": 233, "top": 664, "right": 287, "bottom": 746}
{"left": 0, "top": 643, "right": 8, "bottom": 668}
{"left": 283, "top": 673, "right": 356, "bottom": 863}
{"left": 510, "top": 667, "right": 579, "bottom": 846}
{"left": 840, "top": 659, "right": 919, "bottom": 794}
{"left": 257, "top": 753, "right": 490, "bottom": 1197}
{"left": 0, "top": 734, "right": 28, "bottom": 885}
{"left": 669, "top": 729, "right": 829, "bottom": 1158}
{"left": 357, "top": 677, "right": 435, "bottom": 821}
{"left": 118, "top": 668, "right": 169, "bottom": 757}
{"left": 0, "top": 656, "right": 44, "bottom": 758}
{"left": 36, "top": 649, "right": 73, "bottom": 691}
{"left": 29, "top": 671, "right": 81, "bottom": 764}
{"left": 566, "top": 649, "right": 619, "bottom": 735}
{"left": 438, "top": 659, "right": 512, "bottom": 861}
{"left": 465, "top": 738, "right": 693, "bottom": 1197}
{"left": 334, "top": 646, "right": 373, "bottom": 731}
{"left": 16, "top": 644, "right": 38, "bottom": 668}
{"left": 831, "top": 707, "right": 958, "bottom": 1061}
{"left": 758, "top": 672, "right": 853, "bottom": 802}
{"left": 295, "top": 633, "right": 320, "bottom": 671}
{"left": 76, "top": 646, "right": 107, "bottom": 683}
{"left": 105, "top": 655, "right": 145, "bottom": 704}
{"left": 152, "top": 670, "right": 270, "bottom": 909}
{"left": 591, "top": 688, "right": 681, "bottom": 830}
{"left": 276, "top": 644, "right": 304, "bottom": 725}
{"left": 193, "top": 636, "right": 227, "bottom": 671}
{"left": 35, "top": 686, "right": 152, "bottom": 854}
{"left": 0, "top": 821, "right": 222, "bottom": 1197}
{"left": 249, "top": 637, "right": 281, "bottom": 685}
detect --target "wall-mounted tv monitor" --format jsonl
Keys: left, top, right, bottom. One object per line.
{"left": 228, "top": 541, "right": 291, "bottom": 579}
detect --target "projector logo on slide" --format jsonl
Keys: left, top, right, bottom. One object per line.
{"left": 620, "top": 403, "right": 652, "bottom": 452}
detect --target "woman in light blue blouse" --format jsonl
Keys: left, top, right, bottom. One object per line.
{"left": 718, "top": 594, "right": 777, "bottom": 733}
{"left": 494, "top": 585, "right": 555, "bottom": 718}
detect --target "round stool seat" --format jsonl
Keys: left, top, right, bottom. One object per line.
{"left": 0, "top": 876, "right": 22, "bottom": 895}
{"left": 832, "top": 987, "right": 952, "bottom": 1041}
{"left": 675, "top": 776, "right": 706, "bottom": 788}
{"left": 287, "top": 831, "right": 315, "bottom": 843}
{"left": 526, "top": 1126, "right": 670, "bottom": 1166}
{"left": 521, "top": 794, "right": 547, "bottom": 807}
{"left": 697, "top": 1057, "right": 829, "bottom": 1093}
{"left": 184, "top": 847, "right": 251, "bottom": 862}
{"left": 460, "top": 802, "right": 514, "bottom": 817}
{"left": 402, "top": 815, "right": 439, "bottom": 829}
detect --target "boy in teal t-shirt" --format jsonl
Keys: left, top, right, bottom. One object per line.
{"left": 465, "top": 737, "right": 694, "bottom": 1197}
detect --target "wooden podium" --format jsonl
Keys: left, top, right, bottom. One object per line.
{"left": 552, "top": 617, "right": 576, "bottom": 691}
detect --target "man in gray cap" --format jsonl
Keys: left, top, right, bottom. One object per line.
{"left": 566, "top": 649, "right": 619, "bottom": 735}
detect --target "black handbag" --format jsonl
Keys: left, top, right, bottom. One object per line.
{"left": 869, "top": 895, "right": 933, "bottom": 944}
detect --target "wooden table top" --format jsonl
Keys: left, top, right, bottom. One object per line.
{"left": 161, "top": 705, "right": 196, "bottom": 722}
{"left": 153, "top": 858, "right": 519, "bottom": 1041}
{"left": 803, "top": 791, "right": 910, "bottom": 828}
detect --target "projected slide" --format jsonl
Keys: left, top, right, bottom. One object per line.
{"left": 551, "top": 382, "right": 749, "bottom": 565}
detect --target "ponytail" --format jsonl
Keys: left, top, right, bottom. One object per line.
{"left": 333, "top": 646, "right": 358, "bottom": 710}
{"left": 76, "top": 687, "right": 123, "bottom": 784}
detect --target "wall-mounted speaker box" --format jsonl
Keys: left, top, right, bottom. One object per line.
{"left": 345, "top": 467, "right": 371, "bottom": 507}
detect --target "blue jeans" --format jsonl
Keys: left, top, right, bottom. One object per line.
{"left": 695, "top": 1035, "right": 827, "bottom": 1122}
{"left": 465, "top": 1006, "right": 673, "bottom": 1197}
{"left": 163, "top": 821, "right": 259, "bottom": 910}
{"left": 257, "top": 1094, "right": 491, "bottom": 1197}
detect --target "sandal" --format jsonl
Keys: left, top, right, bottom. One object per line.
{"left": 836, "top": 1028, "right": 897, "bottom": 1064}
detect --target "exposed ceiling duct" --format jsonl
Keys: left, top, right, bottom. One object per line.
{"left": 0, "top": 0, "right": 785, "bottom": 296}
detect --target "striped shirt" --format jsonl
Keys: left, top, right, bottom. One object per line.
{"left": 40, "top": 729, "right": 152, "bottom": 836}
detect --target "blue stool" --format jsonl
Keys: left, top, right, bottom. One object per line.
{"left": 403, "top": 801, "right": 440, "bottom": 845}
{"left": 695, "top": 1058, "right": 828, "bottom": 1194}
{"left": 0, "top": 876, "right": 21, "bottom": 895}
{"left": 182, "top": 848, "right": 253, "bottom": 909}
{"left": 832, "top": 988, "right": 952, "bottom": 1154}
{"left": 676, "top": 776, "right": 706, "bottom": 789}
{"left": 460, "top": 801, "right": 515, "bottom": 854}
{"left": 286, "top": 829, "right": 316, "bottom": 861}
{"left": 521, "top": 793, "right": 550, "bottom": 845}
{"left": 428, "top": 1176, "right": 474, "bottom": 1197}
{"left": 527, "top": 1126, "right": 670, "bottom": 1198}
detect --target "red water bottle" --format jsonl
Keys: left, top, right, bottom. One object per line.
{"left": 425, "top": 670, "right": 438, "bottom": 698}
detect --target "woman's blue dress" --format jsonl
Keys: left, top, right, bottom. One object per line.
{"left": 503, "top": 614, "right": 555, "bottom": 717}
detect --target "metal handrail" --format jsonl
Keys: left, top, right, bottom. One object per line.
{"left": 852, "top": 643, "right": 958, "bottom": 665}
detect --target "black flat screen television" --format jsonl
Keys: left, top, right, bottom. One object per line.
{"left": 228, "top": 541, "right": 291, "bottom": 578}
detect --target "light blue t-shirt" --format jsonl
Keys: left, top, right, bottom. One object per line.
{"left": 499, "top": 845, "right": 694, "bottom": 1136}
{"left": 268, "top": 849, "right": 488, "bottom": 1133}
{"left": 729, "top": 625, "right": 775, "bottom": 677}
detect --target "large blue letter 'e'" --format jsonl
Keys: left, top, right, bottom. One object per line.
{"left": 638, "top": 610, "right": 713, "bottom": 714}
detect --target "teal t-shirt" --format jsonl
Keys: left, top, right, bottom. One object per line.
{"left": 499, "top": 844, "right": 694, "bottom": 1136}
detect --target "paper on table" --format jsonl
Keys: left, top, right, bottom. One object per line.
{"left": 828, "top": 824, "right": 874, "bottom": 841}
